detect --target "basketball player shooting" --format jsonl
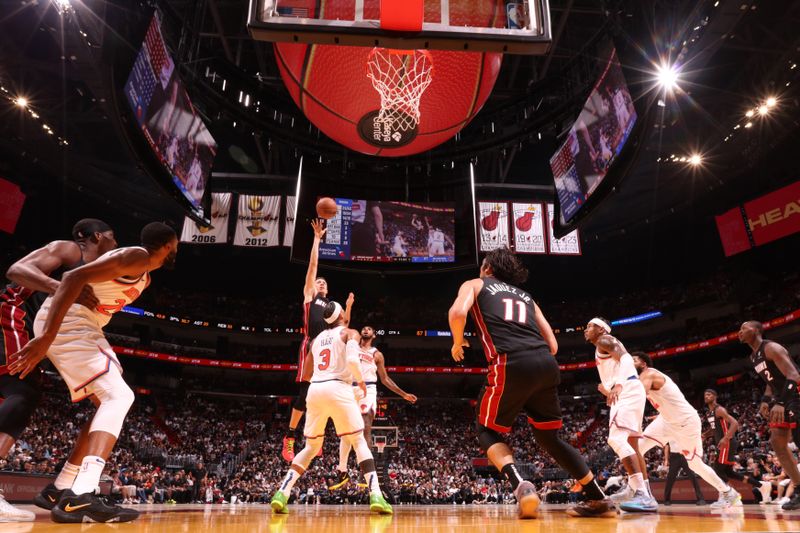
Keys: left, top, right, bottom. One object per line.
{"left": 330, "top": 325, "right": 417, "bottom": 490}
{"left": 449, "top": 248, "right": 614, "bottom": 519}
{"left": 270, "top": 302, "right": 392, "bottom": 515}
{"left": 282, "top": 219, "right": 354, "bottom": 462}
{"left": 740, "top": 320, "right": 800, "bottom": 510}
{"left": 632, "top": 352, "right": 742, "bottom": 508}
{"left": 9, "top": 222, "right": 178, "bottom": 524}
{"left": 584, "top": 317, "right": 657, "bottom": 512}
{"left": 0, "top": 219, "right": 116, "bottom": 522}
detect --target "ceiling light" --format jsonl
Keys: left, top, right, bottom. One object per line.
{"left": 14, "top": 96, "right": 28, "bottom": 108}
{"left": 655, "top": 63, "right": 680, "bottom": 92}
{"left": 758, "top": 105, "right": 769, "bottom": 116}
{"left": 745, "top": 109, "right": 754, "bottom": 117}
{"left": 766, "top": 97, "right": 777, "bottom": 108}
{"left": 744, "top": 122, "right": 753, "bottom": 128}
{"left": 689, "top": 154, "right": 703, "bottom": 166}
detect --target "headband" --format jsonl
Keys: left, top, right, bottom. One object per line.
{"left": 589, "top": 318, "right": 611, "bottom": 333}
{"left": 324, "top": 301, "right": 343, "bottom": 324}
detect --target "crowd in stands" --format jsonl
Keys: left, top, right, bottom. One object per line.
{"left": 2, "top": 369, "right": 789, "bottom": 505}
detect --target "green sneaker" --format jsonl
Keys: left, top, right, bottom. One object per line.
{"left": 369, "top": 493, "right": 393, "bottom": 515}
{"left": 271, "top": 491, "right": 289, "bottom": 514}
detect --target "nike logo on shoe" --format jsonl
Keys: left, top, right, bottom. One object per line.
{"left": 64, "top": 503, "right": 91, "bottom": 512}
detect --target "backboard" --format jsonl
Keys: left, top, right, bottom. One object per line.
{"left": 247, "top": 0, "right": 552, "bottom": 55}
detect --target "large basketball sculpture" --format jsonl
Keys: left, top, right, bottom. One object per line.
{"left": 274, "top": 0, "right": 506, "bottom": 157}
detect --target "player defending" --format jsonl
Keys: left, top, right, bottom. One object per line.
{"left": 9, "top": 222, "right": 178, "bottom": 523}
{"left": 702, "top": 389, "right": 764, "bottom": 498}
{"left": 740, "top": 321, "right": 800, "bottom": 510}
{"left": 0, "top": 219, "right": 116, "bottom": 522}
{"left": 270, "top": 302, "right": 392, "bottom": 515}
{"left": 632, "top": 352, "right": 742, "bottom": 508}
{"left": 282, "top": 219, "right": 353, "bottom": 462}
{"left": 330, "top": 325, "right": 417, "bottom": 489}
{"left": 584, "top": 317, "right": 656, "bottom": 512}
{"left": 448, "top": 248, "right": 613, "bottom": 519}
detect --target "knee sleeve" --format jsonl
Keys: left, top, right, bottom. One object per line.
{"left": 293, "top": 437, "right": 324, "bottom": 470}
{"left": 345, "top": 433, "right": 373, "bottom": 464}
{"left": 0, "top": 375, "right": 42, "bottom": 439}
{"left": 476, "top": 423, "right": 504, "bottom": 453}
{"left": 607, "top": 433, "right": 635, "bottom": 459}
{"left": 532, "top": 428, "right": 590, "bottom": 480}
{"left": 89, "top": 381, "right": 135, "bottom": 438}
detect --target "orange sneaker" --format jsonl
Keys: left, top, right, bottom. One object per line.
{"left": 281, "top": 436, "right": 295, "bottom": 462}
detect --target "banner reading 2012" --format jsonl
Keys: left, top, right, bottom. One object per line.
{"left": 234, "top": 195, "right": 281, "bottom": 247}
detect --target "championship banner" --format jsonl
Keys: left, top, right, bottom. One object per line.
{"left": 511, "top": 202, "right": 546, "bottom": 254}
{"left": 744, "top": 180, "right": 800, "bottom": 247}
{"left": 180, "top": 192, "right": 231, "bottom": 244}
{"left": 546, "top": 203, "right": 581, "bottom": 255}
{"left": 478, "top": 202, "right": 510, "bottom": 252}
{"left": 283, "top": 195, "right": 296, "bottom": 247}
{"left": 233, "top": 194, "right": 281, "bottom": 247}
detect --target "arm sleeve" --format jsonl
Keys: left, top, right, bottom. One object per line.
{"left": 345, "top": 340, "right": 363, "bottom": 382}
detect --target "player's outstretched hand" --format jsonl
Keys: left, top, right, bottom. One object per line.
{"left": 451, "top": 339, "right": 469, "bottom": 362}
{"left": 404, "top": 393, "right": 418, "bottom": 404}
{"left": 8, "top": 336, "right": 51, "bottom": 379}
{"left": 311, "top": 218, "right": 327, "bottom": 240}
{"left": 75, "top": 284, "right": 99, "bottom": 309}
{"left": 346, "top": 292, "right": 355, "bottom": 307}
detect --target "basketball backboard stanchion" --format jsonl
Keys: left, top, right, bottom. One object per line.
{"left": 248, "top": 0, "right": 552, "bottom": 55}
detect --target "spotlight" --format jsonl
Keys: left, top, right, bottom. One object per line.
{"left": 745, "top": 109, "right": 754, "bottom": 118}
{"left": 52, "top": 0, "right": 72, "bottom": 13}
{"left": 14, "top": 96, "right": 28, "bottom": 108}
{"left": 744, "top": 122, "right": 753, "bottom": 128}
{"left": 766, "top": 97, "right": 777, "bottom": 108}
{"left": 689, "top": 154, "right": 703, "bottom": 166}
{"left": 655, "top": 63, "right": 680, "bottom": 92}
{"left": 758, "top": 105, "right": 769, "bottom": 116}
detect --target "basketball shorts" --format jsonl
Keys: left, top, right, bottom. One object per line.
{"left": 429, "top": 243, "right": 445, "bottom": 256}
{"left": 641, "top": 414, "right": 704, "bottom": 460}
{"left": 476, "top": 348, "right": 563, "bottom": 433}
{"left": 304, "top": 380, "right": 365, "bottom": 439}
{"left": 770, "top": 395, "right": 800, "bottom": 444}
{"left": 353, "top": 383, "right": 377, "bottom": 415}
{"left": 715, "top": 438, "right": 739, "bottom": 465}
{"left": 295, "top": 337, "right": 310, "bottom": 383}
{"left": 34, "top": 309, "right": 122, "bottom": 402}
{"left": 608, "top": 380, "right": 646, "bottom": 440}
{"left": 0, "top": 291, "right": 35, "bottom": 377}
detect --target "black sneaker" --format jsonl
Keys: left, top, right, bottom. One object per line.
{"left": 566, "top": 498, "right": 617, "bottom": 518}
{"left": 51, "top": 490, "right": 140, "bottom": 523}
{"left": 328, "top": 471, "right": 350, "bottom": 490}
{"left": 782, "top": 492, "right": 800, "bottom": 511}
{"left": 34, "top": 483, "right": 64, "bottom": 510}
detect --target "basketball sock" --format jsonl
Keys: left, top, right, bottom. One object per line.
{"left": 501, "top": 463, "right": 524, "bottom": 491}
{"left": 628, "top": 473, "right": 645, "bottom": 492}
{"left": 278, "top": 469, "right": 301, "bottom": 496}
{"left": 338, "top": 439, "right": 352, "bottom": 473}
{"left": 54, "top": 461, "right": 80, "bottom": 490}
{"left": 580, "top": 477, "right": 606, "bottom": 500}
{"left": 364, "top": 471, "right": 381, "bottom": 496}
{"left": 72, "top": 456, "right": 106, "bottom": 495}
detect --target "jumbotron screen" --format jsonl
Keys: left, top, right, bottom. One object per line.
{"left": 550, "top": 47, "right": 637, "bottom": 224}
{"left": 319, "top": 199, "right": 455, "bottom": 263}
{"left": 123, "top": 13, "right": 217, "bottom": 215}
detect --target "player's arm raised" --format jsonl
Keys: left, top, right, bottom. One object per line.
{"left": 375, "top": 350, "right": 416, "bottom": 403}
{"left": 6, "top": 241, "right": 98, "bottom": 308}
{"left": 448, "top": 279, "right": 481, "bottom": 362}
{"left": 715, "top": 406, "right": 739, "bottom": 446}
{"left": 303, "top": 220, "right": 326, "bottom": 303}
{"left": 341, "top": 328, "right": 366, "bottom": 398}
{"left": 9, "top": 248, "right": 150, "bottom": 378}
{"left": 533, "top": 302, "right": 557, "bottom": 355}
{"left": 343, "top": 292, "right": 355, "bottom": 327}
{"left": 764, "top": 343, "right": 800, "bottom": 425}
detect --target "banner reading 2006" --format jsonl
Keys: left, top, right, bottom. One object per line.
{"left": 234, "top": 195, "right": 281, "bottom": 247}
{"left": 180, "top": 192, "right": 231, "bottom": 244}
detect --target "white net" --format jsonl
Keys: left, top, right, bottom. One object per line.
{"left": 366, "top": 48, "right": 434, "bottom": 132}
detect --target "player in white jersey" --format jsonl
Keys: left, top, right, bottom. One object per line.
{"left": 632, "top": 352, "right": 742, "bottom": 509}
{"left": 585, "top": 317, "right": 656, "bottom": 512}
{"left": 427, "top": 227, "right": 451, "bottom": 256}
{"left": 391, "top": 232, "right": 408, "bottom": 257}
{"left": 330, "top": 325, "right": 417, "bottom": 489}
{"left": 9, "top": 222, "right": 178, "bottom": 524}
{"left": 270, "top": 303, "right": 393, "bottom": 515}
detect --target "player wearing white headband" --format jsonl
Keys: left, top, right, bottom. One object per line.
{"left": 270, "top": 301, "right": 392, "bottom": 515}
{"left": 585, "top": 317, "right": 656, "bottom": 512}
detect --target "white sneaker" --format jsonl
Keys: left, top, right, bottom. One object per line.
{"left": 610, "top": 485, "right": 634, "bottom": 503}
{"left": 759, "top": 481, "right": 772, "bottom": 504}
{"left": 0, "top": 490, "right": 35, "bottom": 522}
{"left": 778, "top": 496, "right": 790, "bottom": 506}
{"left": 710, "top": 488, "right": 741, "bottom": 509}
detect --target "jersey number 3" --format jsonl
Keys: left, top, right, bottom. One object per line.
{"left": 318, "top": 348, "right": 331, "bottom": 371}
{"left": 502, "top": 298, "right": 527, "bottom": 323}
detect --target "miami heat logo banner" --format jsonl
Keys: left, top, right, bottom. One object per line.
{"left": 180, "top": 192, "right": 231, "bottom": 244}
{"left": 283, "top": 195, "right": 296, "bottom": 247}
{"left": 511, "top": 203, "right": 546, "bottom": 254}
{"left": 234, "top": 194, "right": 281, "bottom": 247}
{"left": 478, "top": 202, "right": 510, "bottom": 252}
{"left": 546, "top": 203, "right": 581, "bottom": 255}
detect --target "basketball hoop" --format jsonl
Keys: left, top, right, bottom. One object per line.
{"left": 374, "top": 435, "right": 388, "bottom": 454}
{"left": 366, "top": 48, "right": 434, "bottom": 132}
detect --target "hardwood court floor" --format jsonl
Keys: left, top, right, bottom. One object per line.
{"left": 13, "top": 503, "right": 800, "bottom": 532}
